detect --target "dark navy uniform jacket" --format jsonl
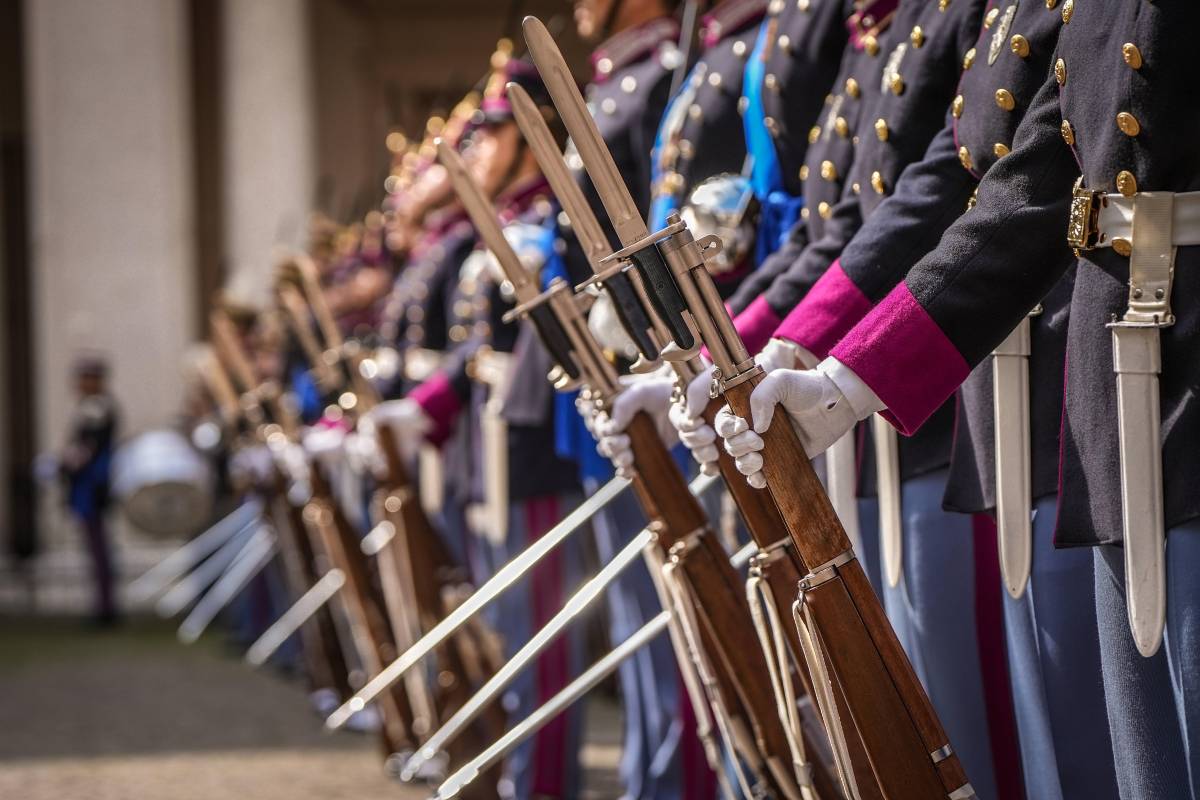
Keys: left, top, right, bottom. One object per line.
{"left": 730, "top": 0, "right": 893, "bottom": 314}
{"left": 741, "top": 0, "right": 989, "bottom": 485}
{"left": 774, "top": 0, "right": 1066, "bottom": 512}
{"left": 648, "top": 0, "right": 767, "bottom": 238}
{"left": 411, "top": 177, "right": 580, "bottom": 505}
{"left": 825, "top": 0, "right": 1200, "bottom": 547}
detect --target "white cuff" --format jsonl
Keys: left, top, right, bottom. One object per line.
{"left": 818, "top": 357, "right": 885, "bottom": 421}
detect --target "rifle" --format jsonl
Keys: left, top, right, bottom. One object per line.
{"left": 523, "top": 16, "right": 974, "bottom": 800}
{"left": 274, "top": 261, "right": 506, "bottom": 788}
{"left": 436, "top": 137, "right": 832, "bottom": 800}
{"left": 507, "top": 65, "right": 885, "bottom": 800}
{"left": 209, "top": 308, "right": 418, "bottom": 760}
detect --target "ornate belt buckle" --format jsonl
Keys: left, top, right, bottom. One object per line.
{"left": 1066, "top": 176, "right": 1105, "bottom": 253}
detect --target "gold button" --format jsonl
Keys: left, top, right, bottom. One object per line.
{"left": 910, "top": 26, "right": 925, "bottom": 48}
{"left": 994, "top": 142, "right": 1011, "bottom": 158}
{"left": 874, "top": 118, "right": 889, "bottom": 141}
{"left": 818, "top": 201, "right": 832, "bottom": 219}
{"left": 864, "top": 35, "right": 879, "bottom": 56}
{"left": 1123, "top": 43, "right": 1143, "bottom": 70}
{"left": 820, "top": 160, "right": 838, "bottom": 181}
{"left": 801, "top": 207, "right": 810, "bottom": 220}
{"left": 1011, "top": 35, "right": 1030, "bottom": 58}
{"left": 852, "top": 182, "right": 861, "bottom": 194}
{"left": 1113, "top": 238, "right": 1133, "bottom": 257}
{"left": 1061, "top": 0, "right": 1073, "bottom": 23}
{"left": 1117, "top": 112, "right": 1140, "bottom": 137}
{"left": 835, "top": 116, "right": 849, "bottom": 137}
{"left": 984, "top": 7, "right": 1000, "bottom": 27}
{"left": 799, "top": 165, "right": 810, "bottom": 181}
{"left": 939, "top": 0, "right": 950, "bottom": 9}
{"left": 958, "top": 146, "right": 973, "bottom": 171}
{"left": 870, "top": 171, "right": 886, "bottom": 194}
{"left": 845, "top": 78, "right": 860, "bottom": 98}
{"left": 797, "top": 0, "right": 810, "bottom": 10}
{"left": 952, "top": 94, "right": 964, "bottom": 118}
{"left": 1045, "top": 0, "right": 1057, "bottom": 8}
{"left": 778, "top": 34, "right": 791, "bottom": 52}
{"left": 1060, "top": 119, "right": 1075, "bottom": 145}
{"left": 890, "top": 74, "right": 906, "bottom": 95}
{"left": 995, "top": 89, "right": 1015, "bottom": 111}
{"left": 1055, "top": 58, "right": 1066, "bottom": 85}
{"left": 1116, "top": 170, "right": 1137, "bottom": 197}
{"left": 963, "top": 47, "right": 977, "bottom": 70}
{"left": 764, "top": 117, "right": 780, "bottom": 137}
{"left": 808, "top": 125, "right": 820, "bottom": 144}
{"left": 764, "top": 74, "right": 779, "bottom": 92}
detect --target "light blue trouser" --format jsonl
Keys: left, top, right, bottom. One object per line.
{"left": 1095, "top": 521, "right": 1200, "bottom": 800}
{"left": 586, "top": 478, "right": 685, "bottom": 800}
{"left": 1004, "top": 495, "right": 1118, "bottom": 800}
{"left": 880, "top": 469, "right": 999, "bottom": 800}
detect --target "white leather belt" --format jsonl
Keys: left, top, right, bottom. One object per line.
{"left": 1095, "top": 190, "right": 1200, "bottom": 248}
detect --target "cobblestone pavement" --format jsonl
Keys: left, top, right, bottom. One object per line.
{"left": 0, "top": 617, "right": 622, "bottom": 799}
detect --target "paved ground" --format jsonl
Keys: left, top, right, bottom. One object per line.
{"left": 0, "top": 616, "right": 622, "bottom": 800}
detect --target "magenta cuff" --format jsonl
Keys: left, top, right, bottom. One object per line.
{"left": 773, "top": 259, "right": 872, "bottom": 359}
{"left": 410, "top": 371, "right": 463, "bottom": 447}
{"left": 830, "top": 282, "right": 969, "bottom": 435}
{"left": 732, "top": 295, "right": 782, "bottom": 357}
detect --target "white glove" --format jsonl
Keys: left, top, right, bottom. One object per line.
{"left": 343, "top": 430, "right": 385, "bottom": 477}
{"left": 575, "top": 392, "right": 602, "bottom": 439}
{"left": 229, "top": 444, "right": 275, "bottom": 487}
{"left": 302, "top": 426, "right": 347, "bottom": 474}
{"left": 668, "top": 358, "right": 720, "bottom": 476}
{"left": 756, "top": 337, "right": 810, "bottom": 373}
{"left": 363, "top": 398, "right": 431, "bottom": 462}
{"left": 594, "top": 372, "right": 676, "bottom": 478}
{"left": 716, "top": 357, "right": 884, "bottom": 489}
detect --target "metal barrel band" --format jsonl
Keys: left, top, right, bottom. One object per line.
{"left": 948, "top": 783, "right": 978, "bottom": 799}
{"left": 797, "top": 548, "right": 857, "bottom": 593}
{"left": 716, "top": 361, "right": 763, "bottom": 395}
{"left": 667, "top": 526, "right": 706, "bottom": 562}
{"left": 930, "top": 743, "right": 954, "bottom": 763}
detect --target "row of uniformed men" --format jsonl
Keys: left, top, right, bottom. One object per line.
{"left": 290, "top": 0, "right": 1199, "bottom": 799}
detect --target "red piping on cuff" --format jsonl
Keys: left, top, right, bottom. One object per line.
{"left": 410, "top": 371, "right": 462, "bottom": 446}
{"left": 830, "top": 282, "right": 969, "bottom": 435}
{"left": 774, "top": 259, "right": 872, "bottom": 359}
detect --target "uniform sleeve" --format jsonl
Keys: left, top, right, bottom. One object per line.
{"left": 761, "top": 186, "right": 863, "bottom": 318}
{"left": 726, "top": 216, "right": 811, "bottom": 315}
{"left": 830, "top": 74, "right": 1079, "bottom": 434}
{"left": 774, "top": 117, "right": 977, "bottom": 358}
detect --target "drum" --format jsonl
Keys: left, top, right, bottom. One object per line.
{"left": 112, "top": 429, "right": 215, "bottom": 538}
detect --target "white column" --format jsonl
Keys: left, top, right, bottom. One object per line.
{"left": 221, "top": 0, "right": 315, "bottom": 305}
{"left": 25, "top": 0, "right": 195, "bottom": 452}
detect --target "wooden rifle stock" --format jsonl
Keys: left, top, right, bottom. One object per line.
{"left": 374, "top": 421, "right": 506, "bottom": 792}
{"left": 307, "top": 467, "right": 417, "bottom": 757}
{"left": 623, "top": 412, "right": 838, "bottom": 800}
{"left": 267, "top": 484, "right": 354, "bottom": 701}
{"left": 722, "top": 374, "right": 971, "bottom": 799}
{"left": 702, "top": 397, "right": 883, "bottom": 800}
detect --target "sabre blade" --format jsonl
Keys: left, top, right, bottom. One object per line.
{"left": 246, "top": 569, "right": 346, "bottom": 667}
{"left": 325, "top": 474, "right": 633, "bottom": 730}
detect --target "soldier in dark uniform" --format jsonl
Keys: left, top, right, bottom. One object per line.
{"left": 689, "top": 1, "right": 1032, "bottom": 796}
{"left": 61, "top": 354, "right": 120, "bottom": 625}
{"left": 718, "top": 2, "right": 1200, "bottom": 797}
{"left": 736, "top": 4, "right": 1115, "bottom": 796}
{"left": 555, "top": 2, "right": 714, "bottom": 798}
{"left": 370, "top": 51, "right": 585, "bottom": 800}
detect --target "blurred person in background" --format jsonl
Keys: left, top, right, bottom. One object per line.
{"left": 60, "top": 353, "right": 121, "bottom": 625}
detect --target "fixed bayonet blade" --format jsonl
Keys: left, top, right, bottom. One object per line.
{"left": 523, "top": 16, "right": 695, "bottom": 352}
{"left": 437, "top": 139, "right": 539, "bottom": 303}
{"left": 437, "top": 138, "right": 582, "bottom": 383}
{"left": 508, "top": 82, "right": 663, "bottom": 367}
